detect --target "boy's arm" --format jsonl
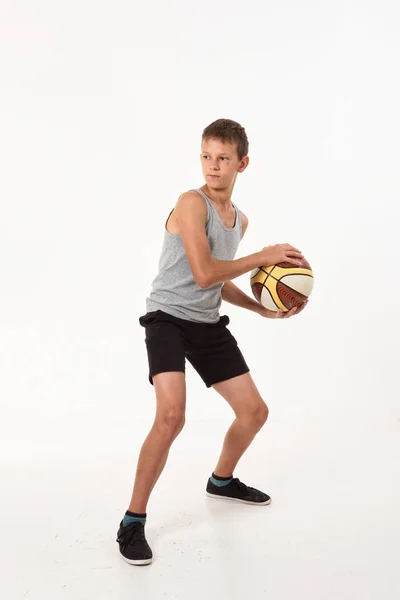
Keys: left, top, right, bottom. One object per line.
{"left": 221, "top": 280, "right": 306, "bottom": 318}
{"left": 174, "top": 192, "right": 263, "bottom": 288}
{"left": 221, "top": 210, "right": 267, "bottom": 315}
{"left": 220, "top": 209, "right": 261, "bottom": 312}
{"left": 221, "top": 216, "right": 306, "bottom": 318}
{"left": 221, "top": 279, "right": 264, "bottom": 315}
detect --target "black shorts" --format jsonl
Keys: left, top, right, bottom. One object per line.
{"left": 139, "top": 309, "right": 250, "bottom": 388}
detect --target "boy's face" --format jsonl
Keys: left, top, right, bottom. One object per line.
{"left": 200, "top": 137, "right": 249, "bottom": 190}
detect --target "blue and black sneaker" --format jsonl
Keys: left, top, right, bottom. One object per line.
{"left": 206, "top": 476, "right": 271, "bottom": 505}
{"left": 116, "top": 520, "right": 153, "bottom": 566}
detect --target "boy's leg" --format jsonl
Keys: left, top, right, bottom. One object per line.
{"left": 205, "top": 372, "right": 271, "bottom": 505}
{"left": 211, "top": 372, "right": 269, "bottom": 477}
{"left": 128, "top": 311, "right": 187, "bottom": 513}
{"left": 128, "top": 371, "right": 186, "bottom": 513}
{"left": 116, "top": 371, "right": 186, "bottom": 566}
{"left": 185, "top": 315, "right": 270, "bottom": 503}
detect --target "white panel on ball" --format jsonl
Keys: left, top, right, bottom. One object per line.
{"left": 250, "top": 267, "right": 261, "bottom": 278}
{"left": 280, "top": 274, "right": 314, "bottom": 297}
{"left": 260, "top": 286, "right": 278, "bottom": 311}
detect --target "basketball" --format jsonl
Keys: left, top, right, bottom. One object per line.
{"left": 250, "top": 258, "right": 314, "bottom": 312}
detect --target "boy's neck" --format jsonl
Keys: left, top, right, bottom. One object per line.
{"left": 201, "top": 184, "right": 234, "bottom": 210}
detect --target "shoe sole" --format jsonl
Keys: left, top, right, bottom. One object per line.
{"left": 120, "top": 554, "right": 153, "bottom": 566}
{"left": 206, "top": 492, "right": 271, "bottom": 506}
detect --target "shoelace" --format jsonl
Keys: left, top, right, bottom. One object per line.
{"left": 231, "top": 478, "right": 257, "bottom": 494}
{"left": 116, "top": 522, "right": 146, "bottom": 547}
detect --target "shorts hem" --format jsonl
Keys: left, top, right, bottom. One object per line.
{"left": 204, "top": 366, "right": 250, "bottom": 388}
{"left": 149, "top": 368, "right": 186, "bottom": 385}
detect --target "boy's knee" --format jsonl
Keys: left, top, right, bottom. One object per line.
{"left": 254, "top": 401, "right": 269, "bottom": 428}
{"left": 239, "top": 400, "right": 269, "bottom": 430}
{"left": 260, "top": 402, "right": 269, "bottom": 425}
{"left": 157, "top": 408, "right": 185, "bottom": 439}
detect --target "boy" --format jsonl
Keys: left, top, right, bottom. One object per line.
{"left": 116, "top": 119, "right": 306, "bottom": 565}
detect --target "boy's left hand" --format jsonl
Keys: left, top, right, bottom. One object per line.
{"left": 261, "top": 300, "right": 308, "bottom": 319}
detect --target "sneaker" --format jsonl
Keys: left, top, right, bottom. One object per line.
{"left": 116, "top": 520, "right": 153, "bottom": 565}
{"left": 206, "top": 477, "right": 271, "bottom": 505}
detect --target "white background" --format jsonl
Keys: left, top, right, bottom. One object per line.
{"left": 1, "top": 1, "right": 399, "bottom": 598}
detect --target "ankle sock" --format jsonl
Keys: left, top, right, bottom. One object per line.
{"left": 210, "top": 472, "right": 233, "bottom": 487}
{"left": 123, "top": 510, "right": 147, "bottom": 527}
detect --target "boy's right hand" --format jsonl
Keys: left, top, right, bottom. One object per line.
{"left": 258, "top": 244, "right": 304, "bottom": 267}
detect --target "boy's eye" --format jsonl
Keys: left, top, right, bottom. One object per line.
{"left": 203, "top": 156, "right": 229, "bottom": 160}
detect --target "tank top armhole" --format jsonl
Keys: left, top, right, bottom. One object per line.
{"left": 234, "top": 204, "right": 242, "bottom": 237}
{"left": 165, "top": 208, "right": 174, "bottom": 231}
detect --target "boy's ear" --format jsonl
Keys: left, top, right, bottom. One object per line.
{"left": 238, "top": 156, "right": 250, "bottom": 172}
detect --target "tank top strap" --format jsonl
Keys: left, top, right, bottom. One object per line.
{"left": 189, "top": 188, "right": 210, "bottom": 203}
{"left": 191, "top": 187, "right": 234, "bottom": 217}
{"left": 189, "top": 188, "right": 241, "bottom": 235}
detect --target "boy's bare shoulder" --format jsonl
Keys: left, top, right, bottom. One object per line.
{"left": 174, "top": 190, "right": 207, "bottom": 216}
{"left": 171, "top": 191, "right": 207, "bottom": 232}
{"left": 175, "top": 189, "right": 205, "bottom": 207}
{"left": 175, "top": 189, "right": 204, "bottom": 203}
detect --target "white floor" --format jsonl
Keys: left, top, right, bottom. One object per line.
{"left": 2, "top": 416, "right": 399, "bottom": 600}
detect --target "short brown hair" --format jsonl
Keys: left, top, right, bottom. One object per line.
{"left": 202, "top": 118, "right": 249, "bottom": 160}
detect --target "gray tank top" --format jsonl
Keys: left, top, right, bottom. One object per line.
{"left": 145, "top": 188, "right": 242, "bottom": 323}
